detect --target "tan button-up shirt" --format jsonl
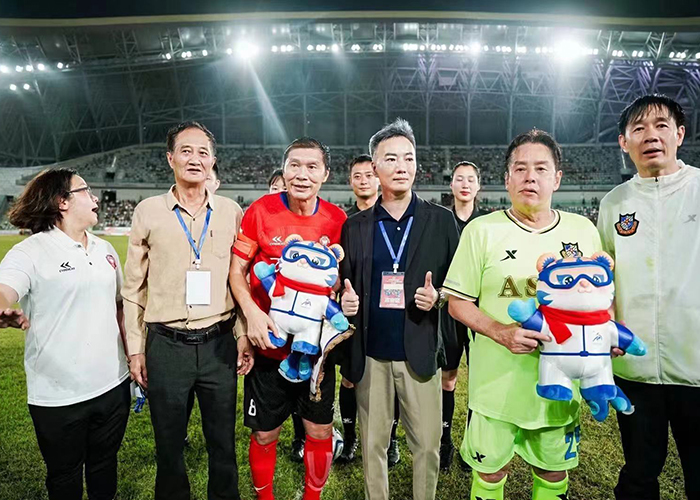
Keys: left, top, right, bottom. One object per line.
{"left": 122, "top": 186, "right": 243, "bottom": 355}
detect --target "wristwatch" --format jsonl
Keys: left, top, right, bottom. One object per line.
{"left": 434, "top": 288, "right": 447, "bottom": 309}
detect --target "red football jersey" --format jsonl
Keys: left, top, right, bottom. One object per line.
{"left": 233, "top": 193, "right": 347, "bottom": 360}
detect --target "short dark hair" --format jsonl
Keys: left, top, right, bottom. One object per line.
{"left": 166, "top": 121, "right": 217, "bottom": 156}
{"left": 504, "top": 129, "right": 562, "bottom": 173}
{"left": 211, "top": 161, "right": 219, "bottom": 180}
{"left": 282, "top": 137, "right": 330, "bottom": 170}
{"left": 8, "top": 168, "right": 76, "bottom": 234}
{"left": 618, "top": 94, "right": 686, "bottom": 135}
{"left": 268, "top": 169, "right": 284, "bottom": 188}
{"left": 349, "top": 154, "right": 373, "bottom": 174}
{"left": 368, "top": 118, "right": 416, "bottom": 158}
{"left": 452, "top": 161, "right": 481, "bottom": 184}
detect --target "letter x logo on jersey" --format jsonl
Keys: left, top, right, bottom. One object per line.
{"left": 472, "top": 451, "right": 486, "bottom": 463}
{"left": 500, "top": 250, "right": 517, "bottom": 261}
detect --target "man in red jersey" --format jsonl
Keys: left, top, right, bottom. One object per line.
{"left": 229, "top": 137, "right": 347, "bottom": 500}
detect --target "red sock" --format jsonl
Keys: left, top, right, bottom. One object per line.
{"left": 249, "top": 435, "right": 277, "bottom": 500}
{"left": 303, "top": 434, "right": 333, "bottom": 500}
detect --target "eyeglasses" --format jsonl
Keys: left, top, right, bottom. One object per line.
{"left": 67, "top": 186, "right": 93, "bottom": 196}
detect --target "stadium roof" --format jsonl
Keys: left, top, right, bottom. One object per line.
{"left": 1, "top": 1, "right": 699, "bottom": 167}
{"left": 2, "top": 0, "right": 700, "bottom": 26}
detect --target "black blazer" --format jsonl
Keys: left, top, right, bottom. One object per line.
{"left": 339, "top": 195, "right": 460, "bottom": 384}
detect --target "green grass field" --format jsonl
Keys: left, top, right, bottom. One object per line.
{"left": 0, "top": 234, "right": 687, "bottom": 499}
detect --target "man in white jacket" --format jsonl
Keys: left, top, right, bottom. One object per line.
{"left": 598, "top": 94, "right": 700, "bottom": 500}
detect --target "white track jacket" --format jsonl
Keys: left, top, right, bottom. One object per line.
{"left": 598, "top": 160, "right": 700, "bottom": 387}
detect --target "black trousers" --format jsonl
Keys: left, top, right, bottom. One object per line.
{"left": 614, "top": 376, "right": 700, "bottom": 500}
{"left": 28, "top": 378, "right": 131, "bottom": 500}
{"left": 146, "top": 324, "right": 240, "bottom": 500}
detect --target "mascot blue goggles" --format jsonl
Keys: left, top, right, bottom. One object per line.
{"left": 282, "top": 244, "right": 337, "bottom": 270}
{"left": 538, "top": 260, "right": 613, "bottom": 290}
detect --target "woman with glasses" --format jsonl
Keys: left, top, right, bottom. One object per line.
{"left": 0, "top": 168, "right": 130, "bottom": 500}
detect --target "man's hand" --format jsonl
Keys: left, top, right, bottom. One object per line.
{"left": 129, "top": 353, "right": 148, "bottom": 389}
{"left": 0, "top": 308, "right": 29, "bottom": 330}
{"left": 493, "top": 323, "right": 551, "bottom": 354}
{"left": 245, "top": 306, "right": 279, "bottom": 350}
{"left": 611, "top": 348, "right": 625, "bottom": 358}
{"left": 236, "top": 336, "right": 255, "bottom": 375}
{"left": 414, "top": 271, "right": 439, "bottom": 312}
{"left": 341, "top": 279, "right": 359, "bottom": 317}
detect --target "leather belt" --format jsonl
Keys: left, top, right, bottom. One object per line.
{"left": 148, "top": 316, "right": 235, "bottom": 345}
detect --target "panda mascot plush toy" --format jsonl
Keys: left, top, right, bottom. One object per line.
{"left": 253, "top": 235, "right": 352, "bottom": 393}
{"left": 507, "top": 251, "right": 647, "bottom": 421}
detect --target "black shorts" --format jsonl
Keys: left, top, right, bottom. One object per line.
{"left": 444, "top": 322, "right": 471, "bottom": 371}
{"left": 244, "top": 354, "right": 336, "bottom": 432}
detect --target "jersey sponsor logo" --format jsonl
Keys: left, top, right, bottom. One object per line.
{"left": 300, "top": 298, "right": 313, "bottom": 309}
{"left": 684, "top": 214, "right": 697, "bottom": 223}
{"left": 592, "top": 333, "right": 603, "bottom": 344}
{"left": 500, "top": 249, "right": 518, "bottom": 261}
{"left": 270, "top": 236, "right": 285, "bottom": 245}
{"left": 498, "top": 275, "right": 537, "bottom": 298}
{"left": 247, "top": 399, "right": 257, "bottom": 417}
{"left": 560, "top": 242, "right": 582, "bottom": 259}
{"left": 106, "top": 254, "right": 117, "bottom": 269}
{"left": 59, "top": 262, "right": 76, "bottom": 273}
{"left": 615, "top": 213, "right": 639, "bottom": 236}
{"left": 472, "top": 451, "right": 486, "bottom": 463}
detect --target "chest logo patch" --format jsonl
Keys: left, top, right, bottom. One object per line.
{"left": 615, "top": 213, "right": 639, "bottom": 237}
{"left": 106, "top": 254, "right": 117, "bottom": 269}
{"left": 560, "top": 242, "right": 582, "bottom": 258}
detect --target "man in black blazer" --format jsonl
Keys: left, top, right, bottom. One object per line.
{"left": 339, "top": 118, "right": 460, "bottom": 500}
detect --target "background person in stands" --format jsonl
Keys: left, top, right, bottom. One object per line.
{"left": 439, "top": 161, "right": 486, "bottom": 471}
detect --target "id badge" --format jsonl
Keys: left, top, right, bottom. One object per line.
{"left": 379, "top": 272, "right": 405, "bottom": 309}
{"left": 186, "top": 270, "right": 211, "bottom": 305}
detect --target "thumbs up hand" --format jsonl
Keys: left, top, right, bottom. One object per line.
{"left": 414, "top": 271, "right": 439, "bottom": 311}
{"left": 341, "top": 278, "right": 360, "bottom": 317}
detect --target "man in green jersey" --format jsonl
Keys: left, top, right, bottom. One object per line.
{"left": 443, "top": 129, "right": 603, "bottom": 500}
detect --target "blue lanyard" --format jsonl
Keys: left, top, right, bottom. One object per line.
{"left": 379, "top": 216, "right": 413, "bottom": 273}
{"left": 175, "top": 206, "right": 212, "bottom": 269}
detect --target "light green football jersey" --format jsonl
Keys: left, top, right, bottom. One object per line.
{"left": 443, "top": 209, "right": 602, "bottom": 429}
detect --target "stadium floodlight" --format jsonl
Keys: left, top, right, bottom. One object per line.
{"left": 483, "top": 45, "right": 489, "bottom": 51}
{"left": 0, "top": 65, "right": 8, "bottom": 73}
{"left": 285, "top": 45, "right": 294, "bottom": 52}
{"left": 271, "top": 45, "right": 279, "bottom": 53}
{"left": 373, "top": 44, "right": 383, "bottom": 52}
{"left": 516, "top": 46, "right": 527, "bottom": 54}
{"left": 202, "top": 50, "right": 208, "bottom": 57}
{"left": 495, "top": 46, "right": 501, "bottom": 52}
{"left": 680, "top": 51, "right": 688, "bottom": 59}
{"left": 449, "top": 44, "right": 455, "bottom": 51}
{"left": 632, "top": 51, "right": 638, "bottom": 57}
{"left": 669, "top": 51, "right": 675, "bottom": 58}
{"left": 9, "top": 84, "right": 17, "bottom": 91}
{"left": 430, "top": 44, "right": 437, "bottom": 51}
{"left": 316, "top": 44, "right": 327, "bottom": 52}
{"left": 23, "top": 83, "right": 30, "bottom": 90}
{"left": 165, "top": 53, "right": 172, "bottom": 60}
{"left": 535, "top": 47, "right": 541, "bottom": 54}
{"left": 696, "top": 52, "right": 700, "bottom": 59}
{"left": 181, "top": 52, "right": 188, "bottom": 59}
{"left": 15, "top": 65, "right": 23, "bottom": 72}
{"left": 419, "top": 45, "right": 426, "bottom": 51}
{"left": 57, "top": 62, "right": 64, "bottom": 69}
{"left": 307, "top": 44, "right": 314, "bottom": 51}
{"left": 37, "top": 63, "right": 46, "bottom": 71}
{"left": 331, "top": 44, "right": 339, "bottom": 52}
{"left": 441, "top": 44, "right": 447, "bottom": 51}
{"left": 351, "top": 44, "right": 361, "bottom": 52}
{"left": 26, "top": 65, "right": 33, "bottom": 72}
{"left": 235, "top": 41, "right": 259, "bottom": 60}
{"left": 226, "top": 48, "right": 234, "bottom": 55}
{"left": 593, "top": 48, "right": 599, "bottom": 55}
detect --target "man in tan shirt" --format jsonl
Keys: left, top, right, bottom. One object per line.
{"left": 123, "top": 121, "right": 253, "bottom": 500}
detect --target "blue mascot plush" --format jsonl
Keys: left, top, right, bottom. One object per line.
{"left": 253, "top": 235, "right": 350, "bottom": 385}
{"left": 507, "top": 251, "right": 647, "bottom": 421}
